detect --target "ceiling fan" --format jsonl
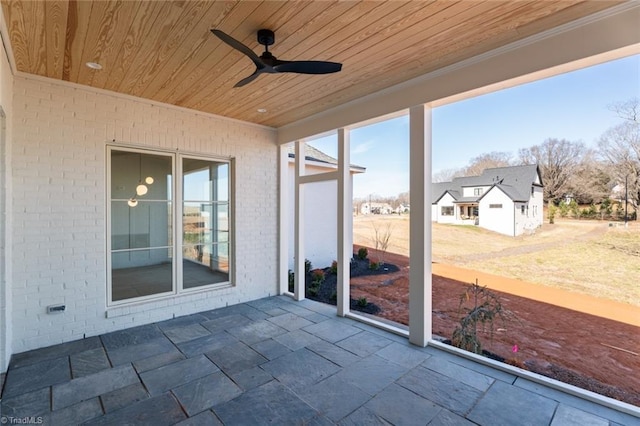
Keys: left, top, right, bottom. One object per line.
{"left": 211, "top": 29, "right": 342, "bottom": 87}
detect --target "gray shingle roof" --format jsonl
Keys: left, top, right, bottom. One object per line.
{"left": 432, "top": 164, "right": 541, "bottom": 204}
{"left": 286, "top": 145, "right": 365, "bottom": 172}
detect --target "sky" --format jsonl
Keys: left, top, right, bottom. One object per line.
{"left": 308, "top": 54, "right": 640, "bottom": 199}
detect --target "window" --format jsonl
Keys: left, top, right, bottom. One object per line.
{"left": 441, "top": 206, "right": 454, "bottom": 216}
{"left": 474, "top": 188, "right": 483, "bottom": 196}
{"left": 521, "top": 205, "right": 526, "bottom": 215}
{"left": 531, "top": 186, "right": 535, "bottom": 196}
{"left": 108, "top": 147, "right": 232, "bottom": 304}
{"left": 489, "top": 204, "right": 503, "bottom": 208}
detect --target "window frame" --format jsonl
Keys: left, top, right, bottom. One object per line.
{"left": 107, "top": 145, "right": 234, "bottom": 307}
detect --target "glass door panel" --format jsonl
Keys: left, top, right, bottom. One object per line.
{"left": 110, "top": 149, "right": 174, "bottom": 302}
{"left": 182, "top": 158, "right": 230, "bottom": 288}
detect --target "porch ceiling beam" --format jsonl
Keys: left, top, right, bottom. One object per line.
{"left": 277, "top": 3, "right": 640, "bottom": 144}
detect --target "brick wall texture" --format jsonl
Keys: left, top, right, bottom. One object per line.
{"left": 8, "top": 75, "right": 279, "bottom": 355}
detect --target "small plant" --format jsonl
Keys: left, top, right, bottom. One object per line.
{"left": 357, "top": 247, "right": 368, "bottom": 260}
{"left": 548, "top": 204, "right": 556, "bottom": 224}
{"left": 305, "top": 259, "right": 312, "bottom": 273}
{"left": 330, "top": 260, "right": 338, "bottom": 274}
{"left": 311, "top": 269, "right": 325, "bottom": 284}
{"left": 308, "top": 286, "right": 319, "bottom": 297}
{"left": 372, "top": 222, "right": 393, "bottom": 265}
{"left": 452, "top": 279, "right": 512, "bottom": 355}
{"left": 369, "top": 261, "right": 380, "bottom": 270}
{"left": 356, "top": 297, "right": 368, "bottom": 308}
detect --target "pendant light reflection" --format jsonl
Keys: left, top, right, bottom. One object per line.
{"left": 136, "top": 183, "right": 148, "bottom": 196}
{"left": 128, "top": 153, "right": 153, "bottom": 208}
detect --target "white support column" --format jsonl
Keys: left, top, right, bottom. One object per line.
{"left": 293, "top": 141, "right": 306, "bottom": 301}
{"left": 337, "top": 128, "right": 351, "bottom": 316}
{"left": 409, "top": 105, "right": 433, "bottom": 347}
{"left": 278, "top": 144, "right": 289, "bottom": 295}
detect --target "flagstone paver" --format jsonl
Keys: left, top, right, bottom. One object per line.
{"left": 1, "top": 296, "right": 637, "bottom": 425}
{"left": 52, "top": 364, "right": 139, "bottom": 410}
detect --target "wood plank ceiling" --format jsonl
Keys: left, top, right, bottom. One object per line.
{"left": 0, "top": 0, "right": 623, "bottom": 128}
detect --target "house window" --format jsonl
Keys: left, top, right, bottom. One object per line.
{"left": 441, "top": 206, "right": 454, "bottom": 216}
{"left": 474, "top": 188, "right": 483, "bottom": 196}
{"left": 108, "top": 147, "right": 232, "bottom": 304}
{"left": 531, "top": 186, "right": 535, "bottom": 196}
{"left": 489, "top": 204, "right": 502, "bottom": 208}
{"left": 521, "top": 205, "right": 526, "bottom": 215}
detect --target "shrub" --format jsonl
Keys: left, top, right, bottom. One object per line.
{"left": 357, "top": 247, "right": 368, "bottom": 260}
{"left": 330, "top": 260, "right": 338, "bottom": 274}
{"left": 311, "top": 269, "right": 325, "bottom": 285}
{"left": 369, "top": 261, "right": 380, "bottom": 270}
{"left": 356, "top": 297, "right": 368, "bottom": 307}
{"left": 452, "top": 279, "right": 513, "bottom": 355}
{"left": 305, "top": 259, "right": 312, "bottom": 273}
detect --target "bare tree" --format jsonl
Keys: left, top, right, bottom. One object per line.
{"left": 598, "top": 120, "right": 640, "bottom": 211}
{"left": 566, "top": 150, "right": 611, "bottom": 204}
{"left": 518, "top": 138, "right": 586, "bottom": 204}
{"left": 462, "top": 151, "right": 513, "bottom": 177}
{"left": 432, "top": 168, "right": 461, "bottom": 182}
{"left": 608, "top": 97, "right": 639, "bottom": 123}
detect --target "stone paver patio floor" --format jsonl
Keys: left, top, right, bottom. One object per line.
{"left": 0, "top": 296, "right": 638, "bottom": 425}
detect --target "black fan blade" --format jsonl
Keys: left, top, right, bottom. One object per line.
{"left": 234, "top": 70, "right": 263, "bottom": 88}
{"left": 273, "top": 60, "right": 342, "bottom": 74}
{"left": 211, "top": 29, "right": 263, "bottom": 67}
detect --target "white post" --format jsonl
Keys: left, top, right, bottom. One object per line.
{"left": 409, "top": 105, "right": 432, "bottom": 347}
{"left": 337, "top": 128, "right": 351, "bottom": 316}
{"left": 294, "top": 141, "right": 306, "bottom": 301}
{"left": 278, "top": 144, "right": 289, "bottom": 295}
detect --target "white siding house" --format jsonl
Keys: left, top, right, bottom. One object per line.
{"left": 432, "top": 165, "right": 544, "bottom": 236}
{"left": 286, "top": 146, "right": 365, "bottom": 270}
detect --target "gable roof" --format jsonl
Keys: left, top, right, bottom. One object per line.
{"left": 432, "top": 164, "right": 542, "bottom": 204}
{"left": 287, "top": 145, "right": 366, "bottom": 173}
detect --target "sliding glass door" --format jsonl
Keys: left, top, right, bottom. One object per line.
{"left": 108, "top": 147, "right": 232, "bottom": 305}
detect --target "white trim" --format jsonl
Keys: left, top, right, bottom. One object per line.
{"left": 279, "top": 144, "right": 289, "bottom": 295}
{"left": 429, "top": 340, "right": 640, "bottom": 419}
{"left": 14, "top": 73, "right": 276, "bottom": 133}
{"left": 277, "top": 4, "right": 640, "bottom": 143}
{"left": 293, "top": 141, "right": 305, "bottom": 301}
{"left": 298, "top": 171, "right": 339, "bottom": 185}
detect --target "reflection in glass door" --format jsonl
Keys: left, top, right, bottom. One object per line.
{"left": 110, "top": 150, "right": 174, "bottom": 301}
{"left": 182, "top": 158, "right": 230, "bottom": 289}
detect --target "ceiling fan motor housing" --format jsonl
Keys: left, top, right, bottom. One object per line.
{"left": 257, "top": 29, "right": 275, "bottom": 47}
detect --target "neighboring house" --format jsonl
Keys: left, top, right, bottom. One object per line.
{"left": 287, "top": 146, "right": 365, "bottom": 270}
{"left": 360, "top": 202, "right": 393, "bottom": 215}
{"left": 432, "top": 165, "right": 544, "bottom": 236}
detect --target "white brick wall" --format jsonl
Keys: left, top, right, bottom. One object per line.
{"left": 0, "top": 33, "right": 14, "bottom": 373}
{"left": 9, "top": 75, "right": 279, "bottom": 355}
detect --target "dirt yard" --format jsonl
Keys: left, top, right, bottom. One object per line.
{"left": 349, "top": 247, "right": 640, "bottom": 406}
{"left": 354, "top": 215, "right": 640, "bottom": 306}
